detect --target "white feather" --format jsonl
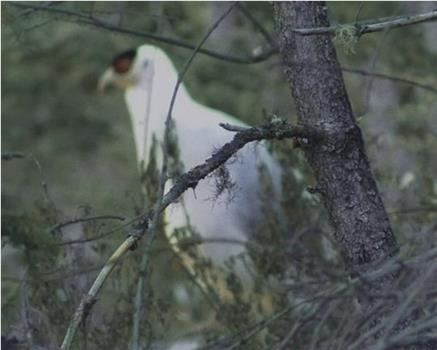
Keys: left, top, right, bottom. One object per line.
{"left": 125, "top": 45, "right": 281, "bottom": 267}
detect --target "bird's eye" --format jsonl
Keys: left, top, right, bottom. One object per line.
{"left": 113, "top": 57, "right": 133, "bottom": 74}
{"left": 111, "top": 48, "right": 137, "bottom": 74}
{"left": 143, "top": 60, "right": 149, "bottom": 68}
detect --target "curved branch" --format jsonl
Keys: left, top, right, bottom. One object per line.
{"left": 8, "top": 2, "right": 276, "bottom": 64}
{"left": 8, "top": 2, "right": 437, "bottom": 95}
{"left": 51, "top": 215, "right": 125, "bottom": 233}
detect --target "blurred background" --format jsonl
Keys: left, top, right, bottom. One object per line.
{"left": 2, "top": 2, "right": 437, "bottom": 349}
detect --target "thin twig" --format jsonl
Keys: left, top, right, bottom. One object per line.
{"left": 342, "top": 67, "right": 437, "bottom": 95}
{"left": 58, "top": 213, "right": 145, "bottom": 246}
{"left": 29, "top": 154, "right": 55, "bottom": 210}
{"left": 8, "top": 2, "right": 275, "bottom": 65}
{"left": 273, "top": 303, "right": 324, "bottom": 350}
{"left": 212, "top": 284, "right": 349, "bottom": 350}
{"left": 372, "top": 261, "right": 437, "bottom": 350}
{"left": 359, "top": 27, "right": 392, "bottom": 117}
{"left": 267, "top": 59, "right": 437, "bottom": 95}
{"left": 195, "top": 304, "right": 295, "bottom": 350}
{"left": 348, "top": 261, "right": 437, "bottom": 350}
{"left": 308, "top": 300, "right": 338, "bottom": 350}
{"left": 354, "top": 3, "right": 365, "bottom": 24}
{"left": 130, "top": 250, "right": 150, "bottom": 350}
{"left": 236, "top": 3, "right": 274, "bottom": 46}
{"left": 20, "top": 275, "right": 35, "bottom": 349}
{"left": 2, "top": 151, "right": 59, "bottom": 219}
{"left": 51, "top": 215, "right": 125, "bottom": 233}
{"left": 388, "top": 206, "right": 437, "bottom": 215}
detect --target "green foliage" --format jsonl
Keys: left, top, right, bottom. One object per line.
{"left": 2, "top": 213, "right": 55, "bottom": 251}
{"left": 2, "top": 2, "right": 437, "bottom": 348}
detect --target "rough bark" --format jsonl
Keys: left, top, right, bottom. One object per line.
{"left": 273, "top": 2, "right": 398, "bottom": 273}
{"left": 274, "top": 5, "right": 437, "bottom": 349}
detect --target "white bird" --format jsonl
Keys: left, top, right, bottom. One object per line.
{"left": 99, "top": 44, "right": 281, "bottom": 304}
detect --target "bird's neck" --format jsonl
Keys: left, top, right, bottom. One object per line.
{"left": 125, "top": 77, "right": 192, "bottom": 172}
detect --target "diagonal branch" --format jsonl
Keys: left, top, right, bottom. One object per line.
{"left": 59, "top": 120, "right": 311, "bottom": 350}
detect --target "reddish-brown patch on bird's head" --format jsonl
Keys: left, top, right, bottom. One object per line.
{"left": 112, "top": 49, "right": 137, "bottom": 74}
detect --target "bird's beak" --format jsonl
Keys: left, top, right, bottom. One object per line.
{"left": 97, "top": 68, "right": 115, "bottom": 93}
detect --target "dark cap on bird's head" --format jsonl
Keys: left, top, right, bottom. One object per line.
{"left": 111, "top": 49, "right": 137, "bottom": 74}
{"left": 98, "top": 48, "right": 138, "bottom": 92}
{"left": 98, "top": 45, "right": 178, "bottom": 94}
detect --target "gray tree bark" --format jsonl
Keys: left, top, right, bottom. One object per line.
{"left": 273, "top": 4, "right": 437, "bottom": 349}
{"left": 273, "top": 1, "right": 398, "bottom": 274}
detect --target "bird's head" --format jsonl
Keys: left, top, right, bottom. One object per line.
{"left": 98, "top": 45, "right": 176, "bottom": 93}
{"left": 98, "top": 45, "right": 186, "bottom": 167}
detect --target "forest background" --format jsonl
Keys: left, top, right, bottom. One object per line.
{"left": 2, "top": 2, "right": 437, "bottom": 349}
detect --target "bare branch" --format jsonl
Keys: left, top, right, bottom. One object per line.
{"left": 59, "top": 119, "right": 309, "bottom": 349}
{"left": 8, "top": 2, "right": 275, "bottom": 65}
{"left": 2, "top": 151, "right": 59, "bottom": 219}
{"left": 51, "top": 215, "right": 125, "bottom": 233}
{"left": 359, "top": 25, "right": 393, "bottom": 117}
{"left": 342, "top": 67, "right": 437, "bottom": 95}
{"left": 291, "top": 9, "right": 437, "bottom": 36}
{"left": 58, "top": 214, "right": 145, "bottom": 246}
{"left": 388, "top": 206, "right": 437, "bottom": 215}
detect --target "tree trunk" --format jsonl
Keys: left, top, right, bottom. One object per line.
{"left": 273, "top": 2, "right": 398, "bottom": 274}
{"left": 273, "top": 5, "right": 437, "bottom": 349}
